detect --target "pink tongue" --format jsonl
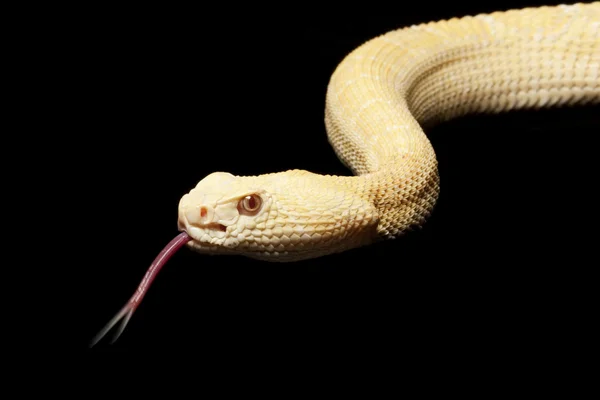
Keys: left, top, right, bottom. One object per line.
{"left": 89, "top": 232, "right": 192, "bottom": 347}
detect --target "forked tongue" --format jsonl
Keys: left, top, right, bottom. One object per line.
{"left": 89, "top": 232, "right": 192, "bottom": 347}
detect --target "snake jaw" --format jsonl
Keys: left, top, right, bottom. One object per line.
{"left": 178, "top": 210, "right": 242, "bottom": 253}
{"left": 185, "top": 224, "right": 227, "bottom": 240}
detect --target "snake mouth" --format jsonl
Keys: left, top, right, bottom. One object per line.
{"left": 208, "top": 223, "right": 227, "bottom": 232}
{"left": 183, "top": 223, "right": 229, "bottom": 243}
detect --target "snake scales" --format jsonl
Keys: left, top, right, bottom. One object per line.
{"left": 90, "top": 2, "right": 599, "bottom": 346}
{"left": 179, "top": 2, "right": 599, "bottom": 262}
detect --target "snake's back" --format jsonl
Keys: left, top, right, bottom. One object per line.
{"left": 325, "top": 2, "right": 599, "bottom": 240}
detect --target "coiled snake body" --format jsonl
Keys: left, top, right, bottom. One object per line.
{"left": 91, "top": 2, "right": 599, "bottom": 346}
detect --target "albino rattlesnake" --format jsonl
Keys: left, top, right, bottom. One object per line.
{"left": 91, "top": 2, "right": 600, "bottom": 346}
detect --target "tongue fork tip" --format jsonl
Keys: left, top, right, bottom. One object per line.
{"left": 89, "top": 232, "right": 192, "bottom": 348}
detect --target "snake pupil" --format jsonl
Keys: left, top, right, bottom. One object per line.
{"left": 239, "top": 194, "right": 262, "bottom": 214}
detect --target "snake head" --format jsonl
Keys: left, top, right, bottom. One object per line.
{"left": 178, "top": 172, "right": 271, "bottom": 247}
{"left": 178, "top": 170, "right": 379, "bottom": 261}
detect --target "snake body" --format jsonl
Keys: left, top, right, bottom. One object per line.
{"left": 178, "top": 3, "right": 599, "bottom": 262}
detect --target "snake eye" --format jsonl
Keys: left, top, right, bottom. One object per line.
{"left": 238, "top": 194, "right": 262, "bottom": 215}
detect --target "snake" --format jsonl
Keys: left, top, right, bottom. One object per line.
{"left": 90, "top": 2, "right": 600, "bottom": 346}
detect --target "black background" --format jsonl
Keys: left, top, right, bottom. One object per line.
{"left": 60, "top": 1, "right": 599, "bottom": 356}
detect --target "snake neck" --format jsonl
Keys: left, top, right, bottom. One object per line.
{"left": 324, "top": 2, "right": 599, "bottom": 240}
{"left": 333, "top": 155, "right": 439, "bottom": 240}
